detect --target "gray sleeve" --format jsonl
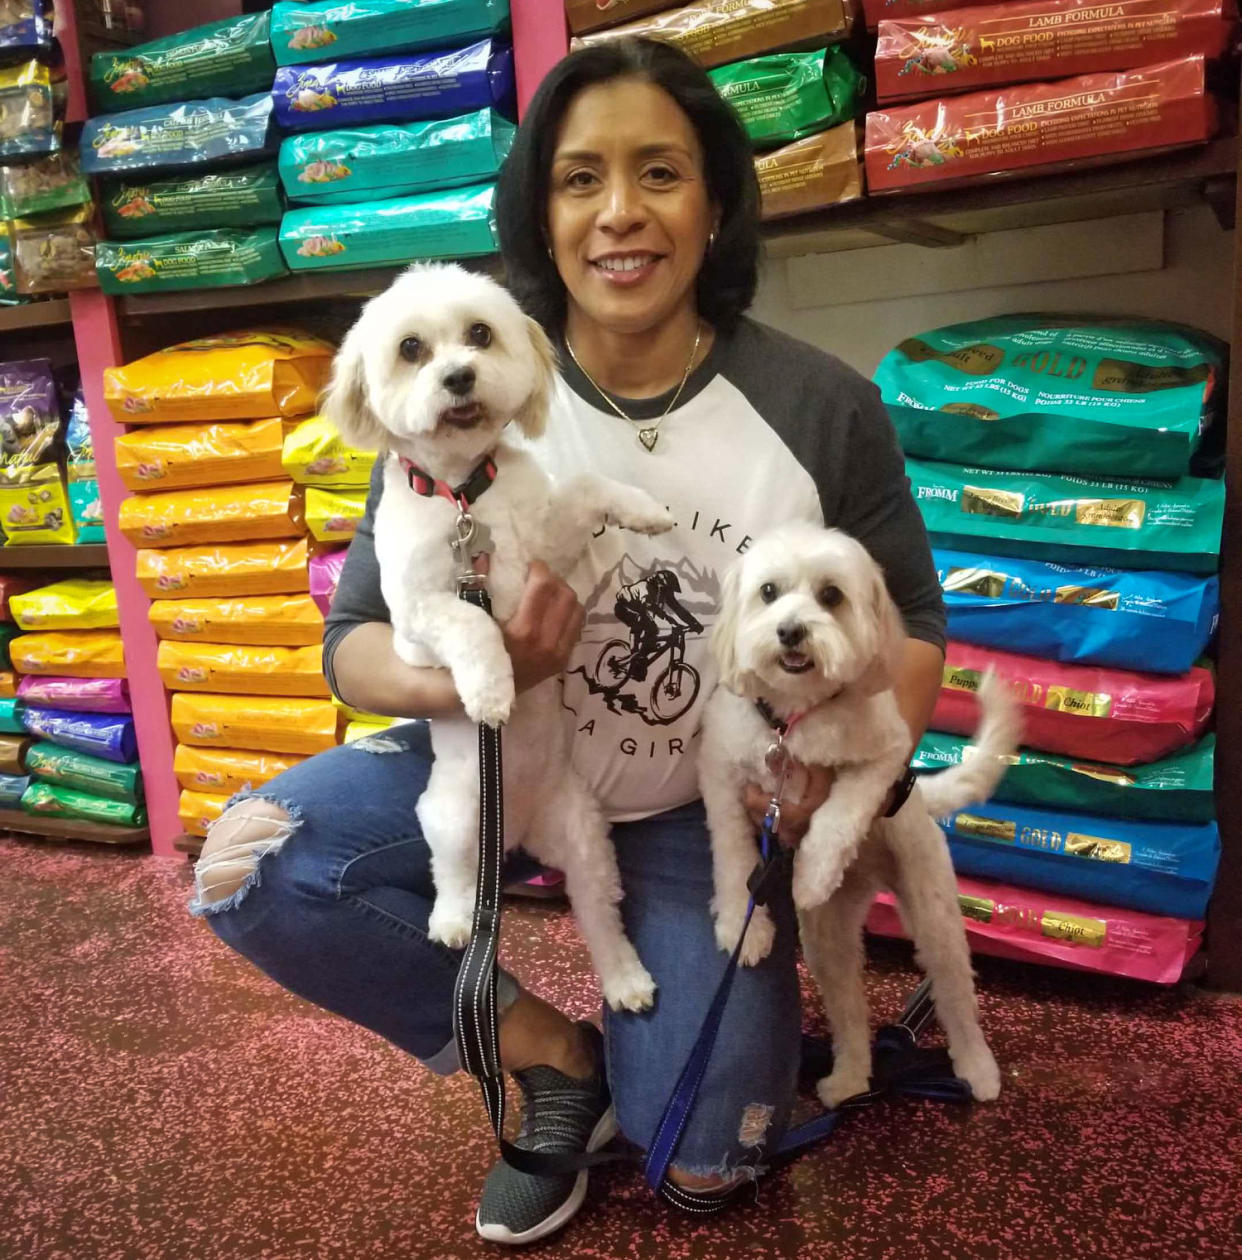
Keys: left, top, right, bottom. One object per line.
{"left": 836, "top": 379, "right": 946, "bottom": 651}
{"left": 322, "top": 459, "right": 389, "bottom": 699}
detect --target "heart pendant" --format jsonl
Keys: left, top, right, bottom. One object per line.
{"left": 637, "top": 427, "right": 659, "bottom": 452}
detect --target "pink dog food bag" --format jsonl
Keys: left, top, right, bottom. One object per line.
{"left": 866, "top": 874, "right": 1203, "bottom": 984}
{"left": 17, "top": 676, "right": 131, "bottom": 713}
{"left": 309, "top": 547, "right": 347, "bottom": 618}
{"left": 933, "top": 641, "right": 1213, "bottom": 766}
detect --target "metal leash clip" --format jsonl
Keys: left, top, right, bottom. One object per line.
{"left": 748, "top": 734, "right": 794, "bottom": 905}
{"left": 450, "top": 509, "right": 492, "bottom": 596}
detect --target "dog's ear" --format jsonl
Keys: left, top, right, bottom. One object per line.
{"left": 860, "top": 562, "right": 908, "bottom": 693}
{"left": 320, "top": 322, "right": 389, "bottom": 453}
{"left": 511, "top": 316, "right": 556, "bottom": 440}
{"left": 710, "top": 561, "right": 744, "bottom": 693}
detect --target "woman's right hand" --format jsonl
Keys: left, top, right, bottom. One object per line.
{"left": 498, "top": 558, "right": 586, "bottom": 694}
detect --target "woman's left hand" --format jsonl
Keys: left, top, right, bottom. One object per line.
{"left": 743, "top": 761, "right": 836, "bottom": 847}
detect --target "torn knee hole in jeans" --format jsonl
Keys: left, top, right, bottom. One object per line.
{"left": 188, "top": 796, "right": 301, "bottom": 917}
{"left": 351, "top": 733, "right": 406, "bottom": 754}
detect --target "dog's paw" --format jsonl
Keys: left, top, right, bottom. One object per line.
{"left": 428, "top": 900, "right": 474, "bottom": 950}
{"left": 816, "top": 1066, "right": 871, "bottom": 1110}
{"left": 601, "top": 959, "right": 657, "bottom": 1013}
{"left": 953, "top": 1046, "right": 1002, "bottom": 1102}
{"left": 606, "top": 489, "right": 675, "bottom": 536}
{"left": 715, "top": 905, "right": 775, "bottom": 966}
{"left": 792, "top": 853, "right": 844, "bottom": 913}
{"left": 456, "top": 662, "right": 515, "bottom": 729}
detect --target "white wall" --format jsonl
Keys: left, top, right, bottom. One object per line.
{"left": 751, "top": 205, "right": 1235, "bottom": 378}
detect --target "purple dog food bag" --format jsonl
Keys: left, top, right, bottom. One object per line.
{"left": 0, "top": 358, "right": 59, "bottom": 465}
{"left": 17, "top": 676, "right": 131, "bottom": 714}
{"left": 309, "top": 547, "right": 347, "bottom": 617}
{"left": 19, "top": 707, "right": 138, "bottom": 763}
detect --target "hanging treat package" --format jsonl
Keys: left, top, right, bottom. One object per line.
{"left": 96, "top": 227, "right": 289, "bottom": 295}
{"left": 934, "top": 641, "right": 1215, "bottom": 765}
{"left": 0, "top": 1, "right": 53, "bottom": 61}
{"left": 12, "top": 204, "right": 98, "bottom": 294}
{"left": 876, "top": 316, "right": 1228, "bottom": 479}
{"left": 0, "top": 358, "right": 58, "bottom": 465}
{"left": 171, "top": 692, "right": 339, "bottom": 756}
{"left": 9, "top": 629, "right": 126, "bottom": 678}
{"left": 135, "top": 538, "right": 311, "bottom": 599}
{"left": 80, "top": 93, "right": 277, "bottom": 178}
{"left": 304, "top": 486, "right": 365, "bottom": 542}
{"left": 756, "top": 121, "right": 863, "bottom": 219}
{"left": 17, "top": 676, "right": 130, "bottom": 714}
{"left": 104, "top": 330, "right": 335, "bottom": 424}
{"left": 710, "top": 47, "right": 866, "bottom": 150}
{"left": 118, "top": 480, "right": 302, "bottom": 548}
{"left": 913, "top": 731, "right": 1216, "bottom": 825}
{"left": 149, "top": 593, "right": 323, "bottom": 647}
{"left": 271, "top": 0, "right": 510, "bottom": 65}
{"left": 115, "top": 418, "right": 288, "bottom": 493}
{"left": 157, "top": 640, "right": 331, "bottom": 697}
{"left": 89, "top": 12, "right": 276, "bottom": 111}
{"left": 279, "top": 110, "right": 514, "bottom": 206}
{"left": 0, "top": 463, "right": 76, "bottom": 545}
{"left": 100, "top": 164, "right": 284, "bottom": 240}
{"left": 26, "top": 741, "right": 144, "bottom": 803}
{"left": 10, "top": 579, "right": 119, "bottom": 631}
{"left": 179, "top": 787, "right": 228, "bottom": 838}
{"left": 19, "top": 707, "right": 138, "bottom": 763}
{"left": 21, "top": 781, "right": 147, "bottom": 828}
{"left": 0, "top": 60, "right": 56, "bottom": 161}
{"left": 65, "top": 391, "right": 105, "bottom": 543}
{"left": 1, "top": 152, "right": 91, "bottom": 219}
{"left": 280, "top": 182, "right": 498, "bottom": 269}
{"left": 282, "top": 414, "right": 375, "bottom": 487}
{"left": 936, "top": 548, "right": 1219, "bottom": 675}
{"left": 272, "top": 39, "right": 515, "bottom": 131}
{"left": 309, "top": 546, "right": 347, "bottom": 616}
{"left": 174, "top": 744, "right": 305, "bottom": 795}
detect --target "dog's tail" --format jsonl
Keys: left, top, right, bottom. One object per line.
{"left": 917, "top": 670, "right": 1021, "bottom": 817}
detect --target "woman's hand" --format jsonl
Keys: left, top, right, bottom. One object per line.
{"left": 497, "top": 558, "right": 586, "bottom": 694}
{"left": 743, "top": 762, "right": 836, "bottom": 847}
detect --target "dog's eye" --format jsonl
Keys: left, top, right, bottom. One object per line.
{"left": 819, "top": 584, "right": 843, "bottom": 609}
{"left": 759, "top": 582, "right": 779, "bottom": 604}
{"left": 468, "top": 322, "right": 492, "bottom": 348}
{"left": 398, "top": 336, "right": 423, "bottom": 362}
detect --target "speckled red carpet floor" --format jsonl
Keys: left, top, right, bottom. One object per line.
{"left": 3, "top": 835, "right": 1241, "bottom": 1260}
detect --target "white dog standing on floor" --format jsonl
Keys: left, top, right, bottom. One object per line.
{"left": 698, "top": 522, "right": 1020, "bottom": 1104}
{"left": 323, "top": 263, "right": 673, "bottom": 1012}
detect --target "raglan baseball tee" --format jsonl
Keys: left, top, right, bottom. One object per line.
{"left": 324, "top": 317, "right": 945, "bottom": 822}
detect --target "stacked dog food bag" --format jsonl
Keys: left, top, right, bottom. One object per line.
{"left": 866, "top": 315, "right": 1226, "bottom": 983}
{"left": 271, "top": 0, "right": 515, "bottom": 272}
{"left": 864, "top": 0, "right": 1236, "bottom": 195}
{"left": 5, "top": 576, "right": 145, "bottom": 830}
{"left": 104, "top": 329, "right": 343, "bottom": 838}
{"left": 0, "top": 572, "right": 31, "bottom": 805}
{"left": 568, "top": 0, "right": 867, "bottom": 219}
{"left": 83, "top": 11, "right": 288, "bottom": 295}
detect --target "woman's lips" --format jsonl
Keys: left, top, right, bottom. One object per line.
{"left": 590, "top": 254, "right": 663, "bottom": 288}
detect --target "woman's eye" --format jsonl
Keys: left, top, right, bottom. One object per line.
{"left": 759, "top": 583, "right": 778, "bottom": 604}
{"left": 468, "top": 322, "right": 492, "bottom": 348}
{"left": 565, "top": 169, "right": 597, "bottom": 189}
{"left": 398, "top": 336, "right": 422, "bottom": 362}
{"left": 644, "top": 165, "right": 679, "bottom": 185}
{"left": 819, "top": 585, "right": 843, "bottom": 609}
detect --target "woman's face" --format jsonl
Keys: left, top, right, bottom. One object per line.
{"left": 547, "top": 77, "right": 717, "bottom": 338}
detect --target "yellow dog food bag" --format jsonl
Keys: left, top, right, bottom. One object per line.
{"left": 11, "top": 630, "right": 126, "bottom": 677}
{"left": 115, "top": 417, "right": 287, "bottom": 493}
{"left": 332, "top": 695, "right": 395, "bottom": 723}
{"left": 174, "top": 744, "right": 306, "bottom": 795}
{"left": 104, "top": 329, "right": 335, "bottom": 424}
{"left": 179, "top": 788, "right": 229, "bottom": 838}
{"left": 158, "top": 640, "right": 330, "bottom": 697}
{"left": 282, "top": 414, "right": 376, "bottom": 488}
{"left": 0, "top": 671, "right": 15, "bottom": 698}
{"left": 118, "top": 480, "right": 302, "bottom": 548}
{"left": 305, "top": 486, "right": 366, "bottom": 543}
{"left": 172, "top": 692, "right": 338, "bottom": 755}
{"left": 150, "top": 593, "right": 323, "bottom": 646}
{"left": 343, "top": 718, "right": 402, "bottom": 743}
{"left": 136, "top": 538, "right": 310, "bottom": 599}
{"left": 0, "top": 464, "right": 76, "bottom": 546}
{"left": 10, "top": 579, "right": 119, "bottom": 631}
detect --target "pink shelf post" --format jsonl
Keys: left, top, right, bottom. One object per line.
{"left": 511, "top": 0, "right": 570, "bottom": 118}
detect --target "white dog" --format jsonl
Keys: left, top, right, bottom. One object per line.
{"left": 698, "top": 522, "right": 1019, "bottom": 1104}
{"left": 323, "top": 263, "right": 673, "bottom": 1011}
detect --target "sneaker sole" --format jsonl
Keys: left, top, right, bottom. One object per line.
{"left": 475, "top": 1103, "right": 619, "bottom": 1246}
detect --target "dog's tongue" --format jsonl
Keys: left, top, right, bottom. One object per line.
{"left": 443, "top": 402, "right": 482, "bottom": 425}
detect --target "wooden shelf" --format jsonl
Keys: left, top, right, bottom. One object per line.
{"left": 0, "top": 543, "right": 109, "bottom": 569}
{"left": 763, "top": 137, "right": 1238, "bottom": 255}
{"left": 0, "top": 808, "right": 148, "bottom": 846}
{"left": 175, "top": 833, "right": 204, "bottom": 856}
{"left": 0, "top": 300, "right": 73, "bottom": 333}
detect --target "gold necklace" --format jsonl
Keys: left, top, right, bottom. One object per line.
{"left": 564, "top": 322, "right": 703, "bottom": 452}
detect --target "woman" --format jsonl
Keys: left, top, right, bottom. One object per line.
{"left": 190, "top": 38, "right": 946, "bottom": 1246}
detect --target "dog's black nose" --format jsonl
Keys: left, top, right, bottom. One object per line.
{"left": 777, "top": 621, "right": 806, "bottom": 647}
{"left": 443, "top": 366, "right": 476, "bottom": 396}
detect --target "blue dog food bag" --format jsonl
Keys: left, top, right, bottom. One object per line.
{"left": 66, "top": 390, "right": 105, "bottom": 544}
{"left": 940, "top": 800, "right": 1219, "bottom": 919}
{"left": 936, "top": 548, "right": 1218, "bottom": 675}
{"left": 271, "top": 39, "right": 515, "bottom": 131}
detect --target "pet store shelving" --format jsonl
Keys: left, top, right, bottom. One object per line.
{"left": 0, "top": 806, "right": 148, "bottom": 846}
{"left": 0, "top": 543, "right": 109, "bottom": 568}
{"left": 0, "top": 301, "right": 74, "bottom": 334}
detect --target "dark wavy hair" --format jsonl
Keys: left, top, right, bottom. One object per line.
{"left": 496, "top": 38, "right": 761, "bottom": 335}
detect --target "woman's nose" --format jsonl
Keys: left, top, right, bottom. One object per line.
{"left": 597, "top": 177, "right": 645, "bottom": 233}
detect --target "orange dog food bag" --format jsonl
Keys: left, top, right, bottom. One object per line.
{"left": 115, "top": 417, "right": 287, "bottom": 493}
{"left": 171, "top": 693, "right": 338, "bottom": 755}
{"left": 158, "top": 640, "right": 330, "bottom": 697}
{"left": 118, "top": 480, "right": 302, "bottom": 548}
{"left": 150, "top": 594, "right": 323, "bottom": 646}
{"left": 136, "top": 538, "right": 310, "bottom": 599}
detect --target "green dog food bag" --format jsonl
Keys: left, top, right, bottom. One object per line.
{"left": 279, "top": 110, "right": 514, "bottom": 205}
{"left": 96, "top": 228, "right": 289, "bottom": 295}
{"left": 25, "top": 741, "right": 145, "bottom": 805}
{"left": 0, "top": 223, "right": 24, "bottom": 306}
{"left": 90, "top": 11, "right": 276, "bottom": 111}
{"left": 279, "top": 181, "right": 498, "bottom": 270}
{"left": 914, "top": 731, "right": 1215, "bottom": 825}
{"left": 876, "top": 316, "right": 1228, "bottom": 479}
{"left": 101, "top": 164, "right": 284, "bottom": 240}
{"left": 20, "top": 780, "right": 147, "bottom": 828}
{"left": 271, "top": 0, "right": 510, "bottom": 66}
{"left": 1, "top": 152, "right": 91, "bottom": 220}
{"left": 709, "top": 46, "right": 866, "bottom": 150}
{"left": 908, "top": 457, "right": 1225, "bottom": 575}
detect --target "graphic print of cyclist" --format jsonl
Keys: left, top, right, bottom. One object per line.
{"left": 593, "top": 570, "right": 703, "bottom": 725}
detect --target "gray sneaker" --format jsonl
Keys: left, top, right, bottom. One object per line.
{"left": 475, "top": 1022, "right": 616, "bottom": 1246}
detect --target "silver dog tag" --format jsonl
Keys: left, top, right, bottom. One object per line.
{"left": 765, "top": 740, "right": 788, "bottom": 779}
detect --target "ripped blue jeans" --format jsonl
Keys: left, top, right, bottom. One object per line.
{"left": 190, "top": 720, "right": 801, "bottom": 1179}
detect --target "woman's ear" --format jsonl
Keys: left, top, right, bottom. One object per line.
{"left": 321, "top": 322, "right": 389, "bottom": 453}
{"left": 512, "top": 315, "right": 556, "bottom": 440}
{"left": 710, "top": 562, "right": 744, "bottom": 694}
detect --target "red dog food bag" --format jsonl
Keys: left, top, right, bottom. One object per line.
{"left": 933, "top": 640, "right": 1214, "bottom": 765}
{"left": 865, "top": 56, "right": 1215, "bottom": 194}
{"left": 875, "top": 0, "right": 1233, "bottom": 103}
